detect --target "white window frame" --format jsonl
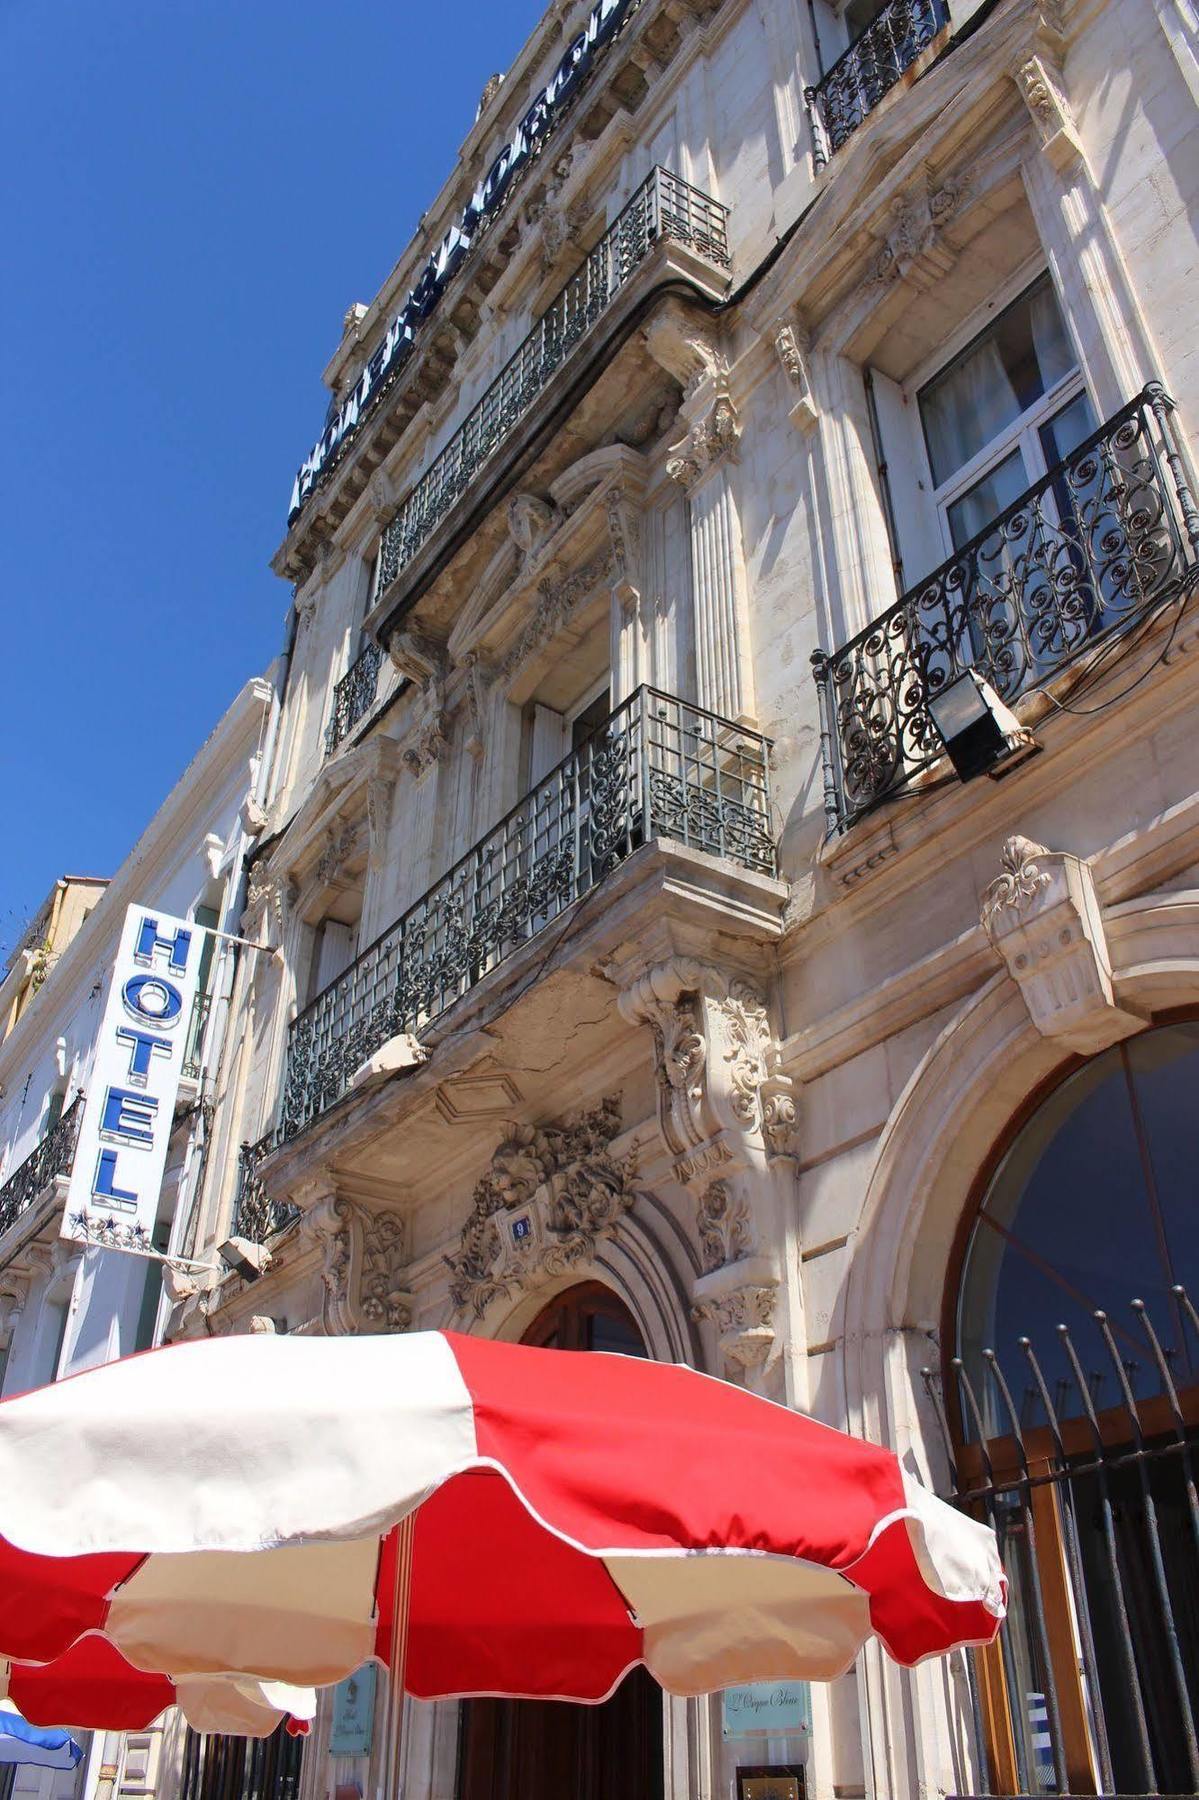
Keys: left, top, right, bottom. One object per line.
{"left": 905, "top": 269, "right": 1090, "bottom": 562}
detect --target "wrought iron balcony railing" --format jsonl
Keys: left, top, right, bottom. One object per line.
{"left": 812, "top": 384, "right": 1199, "bottom": 830}
{"left": 278, "top": 686, "right": 774, "bottom": 1141}
{"left": 374, "top": 168, "right": 730, "bottom": 599}
{"left": 0, "top": 1095, "right": 84, "bottom": 1240}
{"left": 805, "top": 0, "right": 949, "bottom": 168}
{"left": 325, "top": 642, "right": 384, "bottom": 757}
{"left": 233, "top": 1135, "right": 300, "bottom": 1243}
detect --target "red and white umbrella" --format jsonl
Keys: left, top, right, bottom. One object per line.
{"left": 0, "top": 1332, "right": 1004, "bottom": 1735}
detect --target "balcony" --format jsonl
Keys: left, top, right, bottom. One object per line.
{"left": 805, "top": 0, "right": 949, "bottom": 169}
{"left": 812, "top": 385, "right": 1199, "bottom": 829}
{"left": 325, "top": 642, "right": 384, "bottom": 757}
{"left": 278, "top": 686, "right": 774, "bottom": 1142}
{"left": 373, "top": 167, "right": 730, "bottom": 604}
{"left": 0, "top": 1095, "right": 83, "bottom": 1242}
{"left": 233, "top": 1136, "right": 299, "bottom": 1243}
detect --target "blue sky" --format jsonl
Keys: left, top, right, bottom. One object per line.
{"left": 0, "top": 0, "right": 545, "bottom": 946}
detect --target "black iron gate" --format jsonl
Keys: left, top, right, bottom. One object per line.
{"left": 924, "top": 1286, "right": 1199, "bottom": 1797}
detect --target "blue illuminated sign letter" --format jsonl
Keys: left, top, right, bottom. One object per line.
{"left": 93, "top": 1148, "right": 139, "bottom": 1211}
{"left": 122, "top": 974, "right": 183, "bottom": 1026}
{"left": 135, "top": 915, "right": 192, "bottom": 974}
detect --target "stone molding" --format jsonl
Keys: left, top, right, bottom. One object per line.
{"left": 981, "top": 836, "right": 1146, "bottom": 1053}
{"left": 641, "top": 298, "right": 728, "bottom": 397}
{"left": 445, "top": 1096, "right": 638, "bottom": 1319}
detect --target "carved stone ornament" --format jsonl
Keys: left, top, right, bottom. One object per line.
{"left": 642, "top": 299, "right": 729, "bottom": 396}
{"left": 615, "top": 958, "right": 797, "bottom": 1185}
{"left": 665, "top": 387, "right": 741, "bottom": 490}
{"left": 981, "top": 836, "right": 1146, "bottom": 1054}
{"left": 866, "top": 172, "right": 969, "bottom": 292}
{"left": 697, "top": 1179, "right": 752, "bottom": 1275}
{"left": 306, "top": 1196, "right": 414, "bottom": 1336}
{"left": 1014, "top": 54, "right": 1084, "bottom": 169}
{"left": 389, "top": 629, "right": 450, "bottom": 773}
{"left": 367, "top": 467, "right": 398, "bottom": 527}
{"left": 691, "top": 1283, "right": 777, "bottom": 1372}
{"left": 501, "top": 552, "right": 613, "bottom": 680}
{"left": 316, "top": 819, "right": 361, "bottom": 887}
{"left": 772, "top": 315, "right": 818, "bottom": 433}
{"left": 979, "top": 835, "right": 1052, "bottom": 931}
{"left": 244, "top": 863, "right": 283, "bottom": 932}
{"left": 445, "top": 1097, "right": 638, "bottom": 1319}
{"left": 507, "top": 492, "right": 561, "bottom": 563}
{"left": 460, "top": 649, "right": 490, "bottom": 761}
{"left": 604, "top": 484, "right": 641, "bottom": 590}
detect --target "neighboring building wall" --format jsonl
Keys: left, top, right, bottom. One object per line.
{"left": 0, "top": 676, "right": 276, "bottom": 1396}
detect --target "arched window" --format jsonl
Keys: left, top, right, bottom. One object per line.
{"left": 457, "top": 1284, "right": 665, "bottom": 1800}
{"left": 945, "top": 1022, "right": 1199, "bottom": 1798}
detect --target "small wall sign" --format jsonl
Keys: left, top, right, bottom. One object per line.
{"left": 330, "top": 1664, "right": 376, "bottom": 1757}
{"left": 736, "top": 1767, "right": 806, "bottom": 1800}
{"left": 722, "top": 1682, "right": 812, "bottom": 1740}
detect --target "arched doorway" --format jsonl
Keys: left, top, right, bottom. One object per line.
{"left": 457, "top": 1283, "right": 666, "bottom": 1800}
{"left": 944, "top": 1020, "right": 1199, "bottom": 1797}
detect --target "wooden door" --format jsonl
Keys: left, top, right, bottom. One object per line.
{"left": 457, "top": 1285, "right": 666, "bottom": 1800}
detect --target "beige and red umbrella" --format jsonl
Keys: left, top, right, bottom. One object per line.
{"left": 0, "top": 1331, "right": 1004, "bottom": 1737}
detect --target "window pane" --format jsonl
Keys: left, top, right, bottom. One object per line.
{"left": 921, "top": 277, "right": 1076, "bottom": 486}
{"left": 946, "top": 445, "right": 1030, "bottom": 551}
{"left": 1038, "top": 390, "right": 1097, "bottom": 469}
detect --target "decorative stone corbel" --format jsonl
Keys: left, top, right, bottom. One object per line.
{"left": 615, "top": 958, "right": 798, "bottom": 1187}
{"left": 771, "top": 313, "right": 818, "bottom": 433}
{"left": 641, "top": 299, "right": 728, "bottom": 398}
{"left": 1013, "top": 54, "right": 1085, "bottom": 170}
{"left": 460, "top": 650, "right": 491, "bottom": 761}
{"left": 367, "top": 467, "right": 398, "bottom": 529}
{"left": 981, "top": 836, "right": 1146, "bottom": 1053}
{"left": 692, "top": 1279, "right": 778, "bottom": 1380}
{"left": 389, "top": 629, "right": 450, "bottom": 772}
{"left": 665, "top": 385, "right": 741, "bottom": 492}
{"left": 305, "top": 1194, "right": 414, "bottom": 1337}
{"left": 603, "top": 482, "right": 642, "bottom": 609}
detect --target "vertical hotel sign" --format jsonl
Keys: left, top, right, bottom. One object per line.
{"left": 62, "top": 907, "right": 203, "bottom": 1251}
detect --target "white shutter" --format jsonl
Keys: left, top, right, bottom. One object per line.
{"left": 529, "top": 704, "right": 571, "bottom": 786}
{"left": 312, "top": 920, "right": 356, "bottom": 997}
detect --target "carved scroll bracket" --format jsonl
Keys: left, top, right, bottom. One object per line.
{"left": 981, "top": 836, "right": 1146, "bottom": 1053}
{"left": 304, "top": 1194, "right": 414, "bottom": 1337}
{"left": 612, "top": 958, "right": 798, "bottom": 1190}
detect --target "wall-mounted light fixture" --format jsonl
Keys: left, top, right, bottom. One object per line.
{"left": 928, "top": 670, "right": 1039, "bottom": 783}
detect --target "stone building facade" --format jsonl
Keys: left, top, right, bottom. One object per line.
{"left": 166, "top": 0, "right": 1199, "bottom": 1796}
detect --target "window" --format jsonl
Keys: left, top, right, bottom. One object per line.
{"left": 918, "top": 275, "right": 1092, "bottom": 556}
{"left": 949, "top": 1022, "right": 1199, "bottom": 1796}
{"left": 308, "top": 914, "right": 360, "bottom": 1007}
